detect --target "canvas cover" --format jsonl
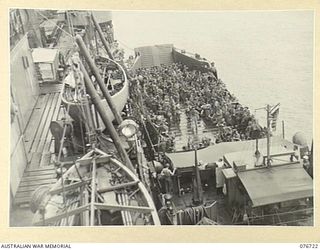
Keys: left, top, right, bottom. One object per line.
{"left": 237, "top": 163, "right": 313, "bottom": 207}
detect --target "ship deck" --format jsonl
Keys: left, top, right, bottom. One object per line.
{"left": 171, "top": 188, "right": 233, "bottom": 225}
{"left": 169, "top": 108, "right": 219, "bottom": 152}
{"left": 10, "top": 83, "right": 64, "bottom": 226}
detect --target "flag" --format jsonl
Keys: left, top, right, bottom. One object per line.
{"left": 269, "top": 103, "right": 280, "bottom": 131}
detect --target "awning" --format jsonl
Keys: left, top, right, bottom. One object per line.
{"left": 166, "top": 136, "right": 294, "bottom": 169}
{"left": 238, "top": 163, "right": 313, "bottom": 207}
{"left": 224, "top": 145, "right": 294, "bottom": 170}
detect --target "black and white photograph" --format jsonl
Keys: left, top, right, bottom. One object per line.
{"left": 9, "top": 9, "right": 314, "bottom": 227}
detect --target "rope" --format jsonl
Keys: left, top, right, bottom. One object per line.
{"left": 178, "top": 205, "right": 207, "bottom": 225}
{"left": 30, "top": 185, "right": 51, "bottom": 213}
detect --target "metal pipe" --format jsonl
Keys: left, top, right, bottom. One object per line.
{"left": 192, "top": 118, "right": 202, "bottom": 205}
{"left": 266, "top": 104, "right": 271, "bottom": 167}
{"left": 91, "top": 13, "right": 132, "bottom": 80}
{"left": 90, "top": 157, "right": 97, "bottom": 226}
{"left": 79, "top": 61, "right": 135, "bottom": 172}
{"left": 122, "top": 193, "right": 130, "bottom": 225}
{"left": 124, "top": 192, "right": 133, "bottom": 225}
{"left": 94, "top": 29, "right": 99, "bottom": 56}
{"left": 118, "top": 193, "right": 127, "bottom": 225}
{"left": 83, "top": 189, "right": 90, "bottom": 226}
{"left": 75, "top": 35, "right": 123, "bottom": 125}
{"left": 66, "top": 11, "right": 75, "bottom": 37}
{"left": 17, "top": 9, "right": 25, "bottom": 35}
{"left": 85, "top": 12, "right": 95, "bottom": 53}
{"left": 91, "top": 13, "right": 114, "bottom": 59}
{"left": 81, "top": 96, "right": 96, "bottom": 135}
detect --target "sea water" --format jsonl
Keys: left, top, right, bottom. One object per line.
{"left": 112, "top": 10, "right": 314, "bottom": 146}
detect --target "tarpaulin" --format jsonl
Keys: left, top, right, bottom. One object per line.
{"left": 238, "top": 163, "right": 313, "bottom": 207}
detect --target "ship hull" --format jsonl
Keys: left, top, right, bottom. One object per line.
{"left": 172, "top": 48, "right": 212, "bottom": 73}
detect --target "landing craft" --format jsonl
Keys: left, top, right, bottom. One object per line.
{"left": 9, "top": 9, "right": 313, "bottom": 227}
